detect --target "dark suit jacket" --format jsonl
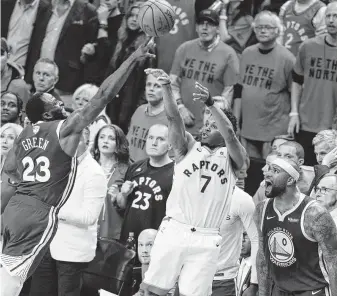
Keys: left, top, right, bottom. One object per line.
{"left": 24, "top": 0, "right": 98, "bottom": 92}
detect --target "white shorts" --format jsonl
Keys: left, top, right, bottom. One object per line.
{"left": 142, "top": 217, "right": 222, "bottom": 296}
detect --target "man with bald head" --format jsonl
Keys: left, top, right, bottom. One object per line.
{"left": 138, "top": 229, "right": 158, "bottom": 279}
{"left": 314, "top": 174, "right": 337, "bottom": 225}
{"left": 254, "top": 157, "right": 337, "bottom": 296}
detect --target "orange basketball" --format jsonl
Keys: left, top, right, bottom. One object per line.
{"left": 138, "top": 0, "right": 176, "bottom": 37}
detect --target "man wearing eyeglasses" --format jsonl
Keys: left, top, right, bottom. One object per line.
{"left": 233, "top": 11, "right": 295, "bottom": 159}
{"left": 315, "top": 174, "right": 337, "bottom": 225}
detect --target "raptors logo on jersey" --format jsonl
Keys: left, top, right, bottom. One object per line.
{"left": 281, "top": 0, "right": 325, "bottom": 55}
{"left": 166, "top": 142, "right": 236, "bottom": 229}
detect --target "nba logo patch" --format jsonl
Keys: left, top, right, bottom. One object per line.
{"left": 32, "top": 126, "right": 40, "bottom": 134}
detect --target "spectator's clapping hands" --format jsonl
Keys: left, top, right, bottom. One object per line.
{"left": 121, "top": 180, "right": 137, "bottom": 198}
{"left": 107, "top": 184, "right": 119, "bottom": 203}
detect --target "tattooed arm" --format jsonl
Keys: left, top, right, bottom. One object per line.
{"left": 254, "top": 201, "right": 273, "bottom": 296}
{"left": 59, "top": 38, "right": 155, "bottom": 156}
{"left": 304, "top": 204, "right": 337, "bottom": 296}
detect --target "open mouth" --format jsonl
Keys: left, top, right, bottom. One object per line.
{"left": 265, "top": 180, "right": 272, "bottom": 193}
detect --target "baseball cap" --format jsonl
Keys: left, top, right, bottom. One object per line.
{"left": 196, "top": 9, "right": 220, "bottom": 26}
{"left": 1, "top": 38, "right": 9, "bottom": 54}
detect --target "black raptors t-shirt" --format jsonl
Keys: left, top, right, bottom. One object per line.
{"left": 120, "top": 159, "right": 174, "bottom": 243}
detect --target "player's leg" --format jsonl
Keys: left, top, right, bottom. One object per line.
{"left": 56, "top": 260, "right": 89, "bottom": 295}
{"left": 141, "top": 219, "right": 186, "bottom": 295}
{"left": 178, "top": 232, "right": 222, "bottom": 296}
{"left": 29, "top": 249, "right": 58, "bottom": 296}
{"left": 0, "top": 267, "right": 24, "bottom": 296}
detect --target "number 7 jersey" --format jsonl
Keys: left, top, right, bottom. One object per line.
{"left": 166, "top": 141, "right": 237, "bottom": 228}
{"left": 14, "top": 120, "right": 77, "bottom": 206}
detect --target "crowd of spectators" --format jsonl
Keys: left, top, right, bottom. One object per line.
{"left": 1, "top": 0, "right": 337, "bottom": 295}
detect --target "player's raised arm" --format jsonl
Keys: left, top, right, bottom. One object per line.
{"left": 145, "top": 68, "right": 192, "bottom": 163}
{"left": 304, "top": 204, "right": 337, "bottom": 295}
{"left": 193, "top": 82, "right": 246, "bottom": 170}
{"left": 60, "top": 38, "right": 155, "bottom": 138}
{"left": 254, "top": 201, "right": 272, "bottom": 296}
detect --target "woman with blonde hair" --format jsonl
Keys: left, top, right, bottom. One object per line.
{"left": 105, "top": 1, "right": 155, "bottom": 134}
{"left": 1, "top": 123, "right": 23, "bottom": 212}
{"left": 72, "top": 83, "right": 111, "bottom": 147}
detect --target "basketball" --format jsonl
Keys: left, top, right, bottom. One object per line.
{"left": 138, "top": 0, "right": 176, "bottom": 37}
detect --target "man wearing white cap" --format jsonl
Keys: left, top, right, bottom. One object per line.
{"left": 254, "top": 158, "right": 337, "bottom": 296}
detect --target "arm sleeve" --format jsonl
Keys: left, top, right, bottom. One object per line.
{"left": 58, "top": 172, "right": 107, "bottom": 226}
{"left": 233, "top": 84, "right": 243, "bottom": 99}
{"left": 312, "top": 6, "right": 327, "bottom": 36}
{"left": 239, "top": 195, "right": 259, "bottom": 284}
{"left": 292, "top": 70, "right": 304, "bottom": 85}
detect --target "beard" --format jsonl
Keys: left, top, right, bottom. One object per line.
{"left": 265, "top": 183, "right": 286, "bottom": 198}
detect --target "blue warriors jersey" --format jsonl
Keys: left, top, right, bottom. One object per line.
{"left": 261, "top": 194, "right": 328, "bottom": 292}
{"left": 14, "top": 120, "right": 77, "bottom": 206}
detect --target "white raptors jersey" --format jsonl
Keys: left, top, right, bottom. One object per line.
{"left": 166, "top": 141, "right": 237, "bottom": 228}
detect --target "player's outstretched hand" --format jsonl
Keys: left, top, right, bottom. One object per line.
{"left": 144, "top": 68, "right": 171, "bottom": 85}
{"left": 193, "top": 82, "right": 214, "bottom": 106}
{"left": 134, "top": 37, "right": 156, "bottom": 60}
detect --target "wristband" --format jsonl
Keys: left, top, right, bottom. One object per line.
{"left": 178, "top": 104, "right": 185, "bottom": 110}
{"left": 250, "top": 283, "right": 258, "bottom": 288}
{"left": 205, "top": 94, "right": 214, "bottom": 107}
{"left": 220, "top": 15, "right": 228, "bottom": 21}
{"left": 289, "top": 112, "right": 299, "bottom": 117}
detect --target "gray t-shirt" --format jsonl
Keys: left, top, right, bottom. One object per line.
{"left": 127, "top": 104, "right": 168, "bottom": 163}
{"left": 171, "top": 39, "right": 239, "bottom": 135}
{"left": 294, "top": 35, "right": 337, "bottom": 133}
{"left": 240, "top": 44, "right": 295, "bottom": 141}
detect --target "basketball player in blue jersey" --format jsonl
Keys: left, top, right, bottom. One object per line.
{"left": 0, "top": 38, "right": 155, "bottom": 296}
{"left": 255, "top": 157, "right": 337, "bottom": 296}
{"left": 140, "top": 69, "right": 247, "bottom": 296}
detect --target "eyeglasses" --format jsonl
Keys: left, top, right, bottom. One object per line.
{"left": 255, "top": 25, "right": 277, "bottom": 31}
{"left": 315, "top": 186, "right": 337, "bottom": 195}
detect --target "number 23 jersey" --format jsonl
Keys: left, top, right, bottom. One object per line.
{"left": 14, "top": 120, "right": 76, "bottom": 206}
{"left": 166, "top": 141, "right": 237, "bottom": 229}
{"left": 120, "top": 159, "right": 175, "bottom": 243}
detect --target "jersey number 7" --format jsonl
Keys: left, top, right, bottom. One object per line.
{"left": 201, "top": 175, "right": 212, "bottom": 193}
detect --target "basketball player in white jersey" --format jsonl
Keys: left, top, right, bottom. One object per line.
{"left": 140, "top": 69, "right": 247, "bottom": 296}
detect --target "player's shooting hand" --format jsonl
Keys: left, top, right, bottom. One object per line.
{"left": 121, "top": 180, "right": 136, "bottom": 197}
{"left": 144, "top": 68, "right": 171, "bottom": 85}
{"left": 322, "top": 147, "right": 337, "bottom": 168}
{"left": 134, "top": 37, "right": 156, "bottom": 60}
{"left": 193, "top": 81, "right": 214, "bottom": 106}
{"left": 287, "top": 115, "right": 300, "bottom": 137}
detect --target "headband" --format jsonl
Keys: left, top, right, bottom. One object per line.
{"left": 271, "top": 158, "right": 300, "bottom": 181}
